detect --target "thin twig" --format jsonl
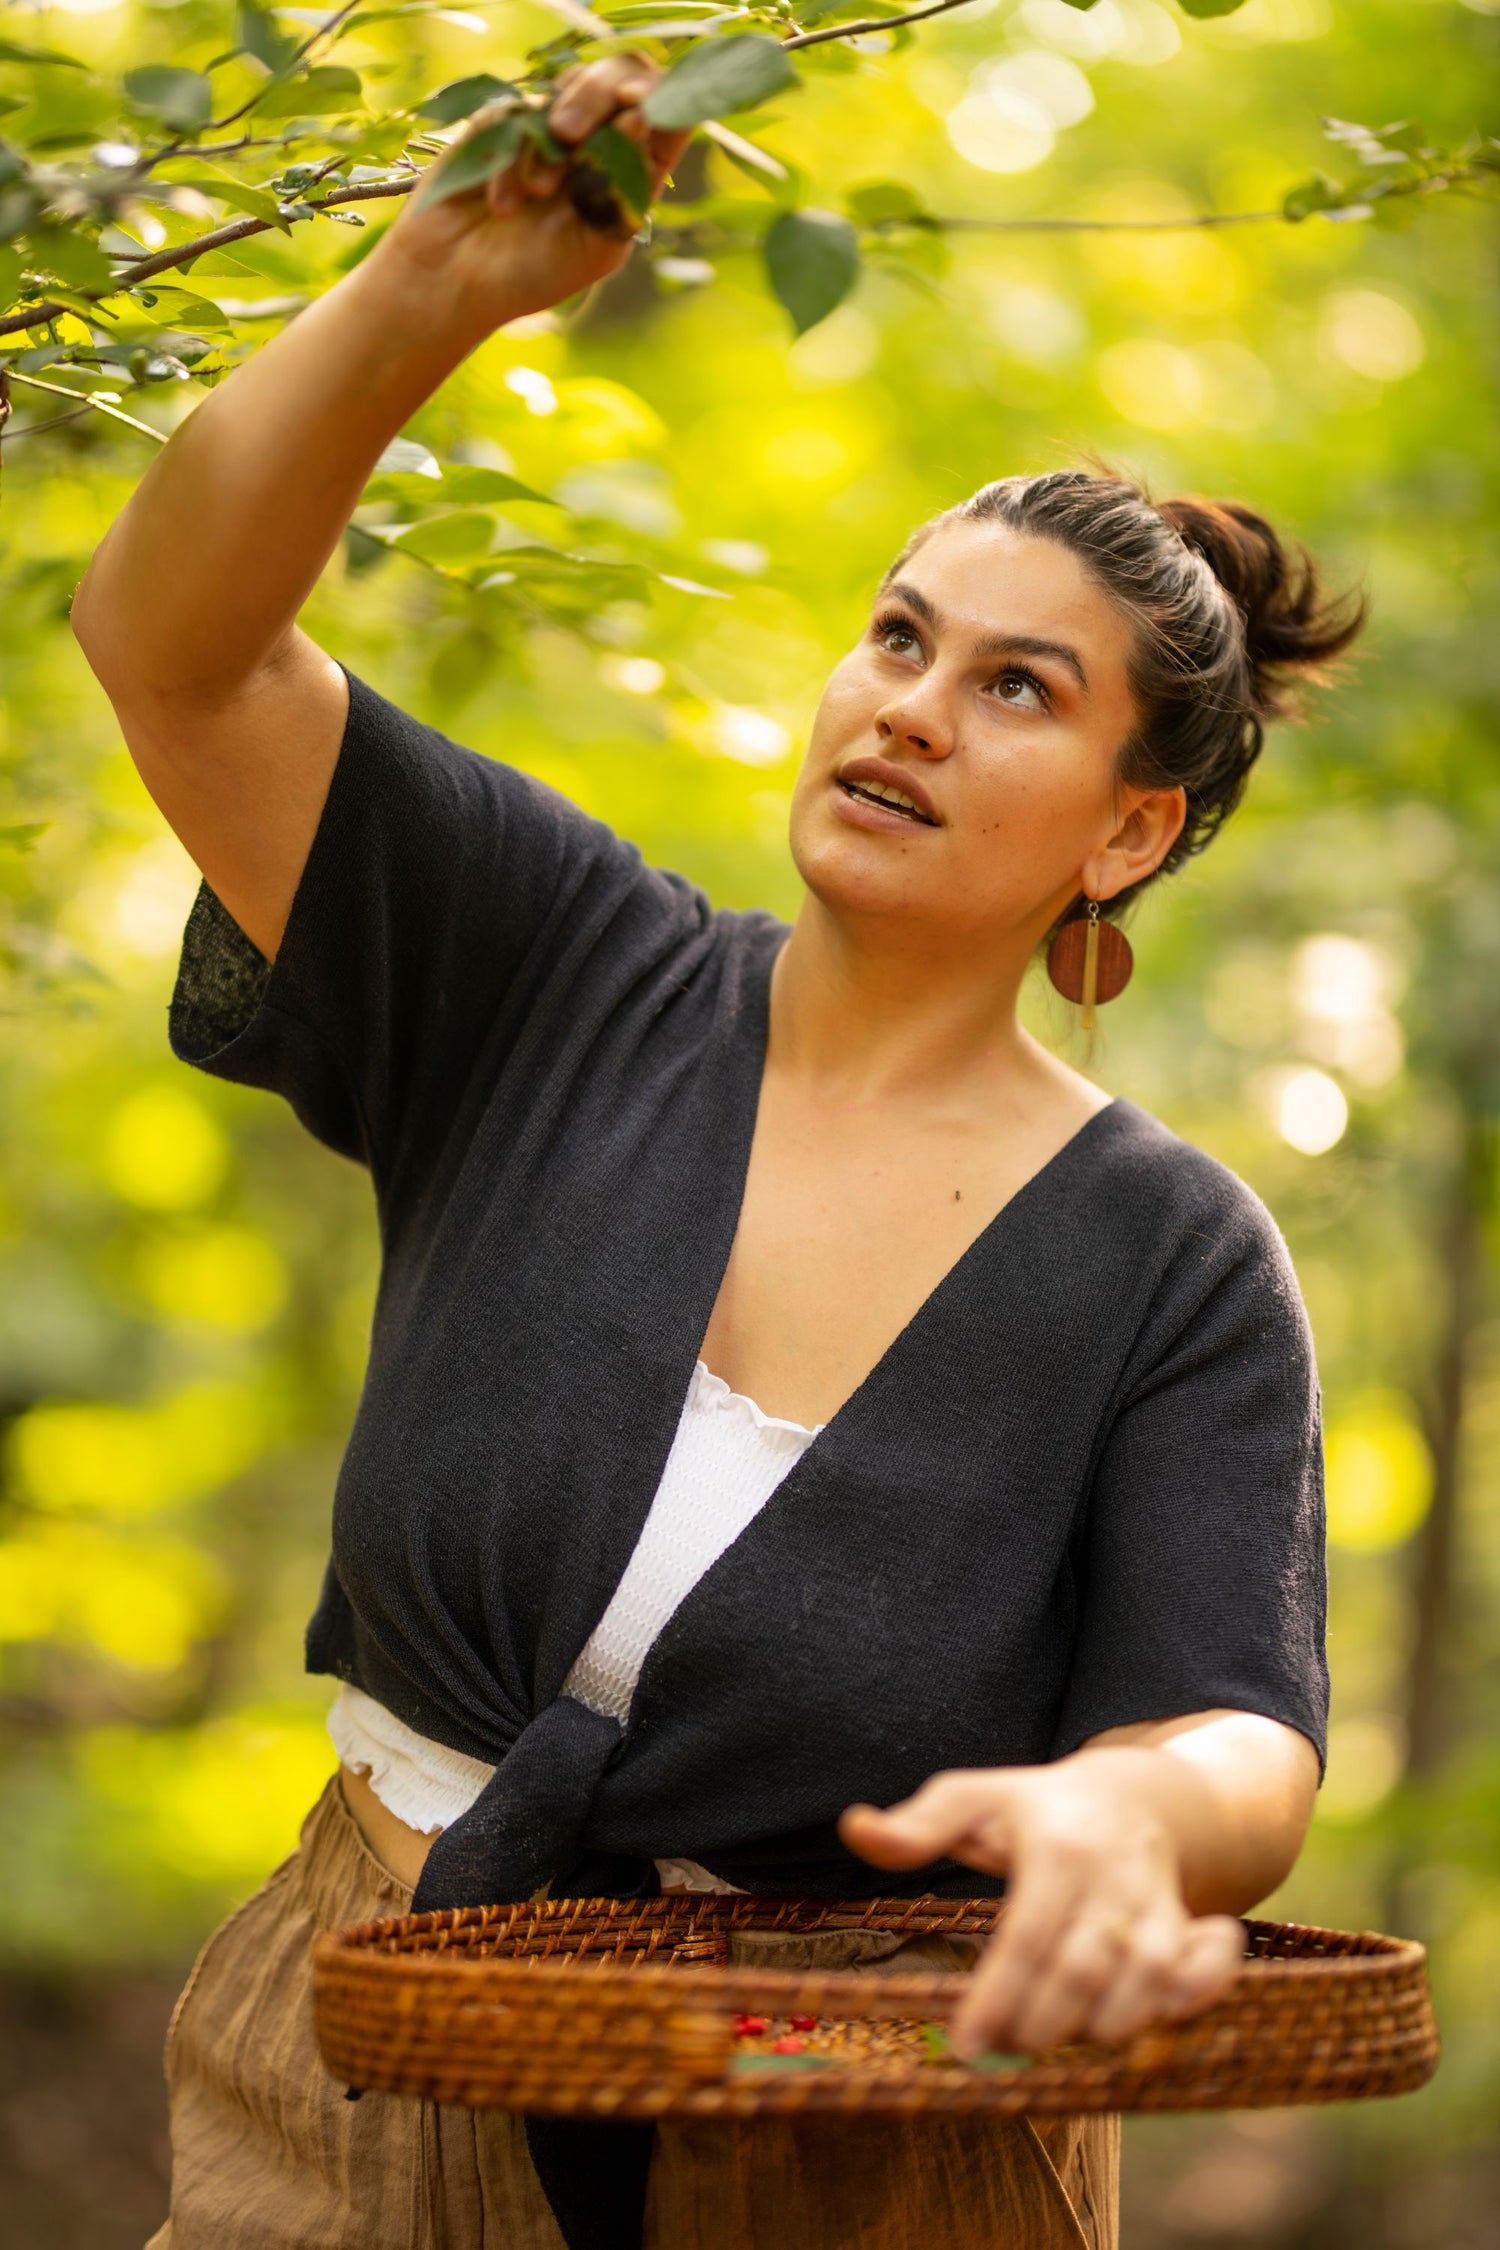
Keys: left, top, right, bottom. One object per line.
{"left": 205, "top": 0, "right": 367, "bottom": 136}
{"left": 784, "top": 0, "right": 977, "bottom": 53}
{"left": 0, "top": 402, "right": 95, "bottom": 440}
{"left": 138, "top": 132, "right": 289, "bottom": 174}
{"left": 5, "top": 370, "right": 167, "bottom": 442}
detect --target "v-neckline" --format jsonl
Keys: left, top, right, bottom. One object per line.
{"left": 695, "top": 929, "right": 1123, "bottom": 1462}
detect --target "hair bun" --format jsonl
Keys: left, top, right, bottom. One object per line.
{"left": 1157, "top": 495, "right": 1365, "bottom": 722}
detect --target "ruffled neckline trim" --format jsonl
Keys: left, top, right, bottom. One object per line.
{"left": 692, "top": 1360, "right": 822, "bottom": 1442}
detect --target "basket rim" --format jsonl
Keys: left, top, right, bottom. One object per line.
{"left": 313, "top": 1902, "right": 1429, "bottom": 2000}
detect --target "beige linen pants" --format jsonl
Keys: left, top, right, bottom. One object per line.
{"left": 147, "top": 1777, "right": 1118, "bottom": 2249}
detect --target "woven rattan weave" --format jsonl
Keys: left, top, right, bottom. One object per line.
{"left": 313, "top": 1893, "right": 1437, "bottom": 2120}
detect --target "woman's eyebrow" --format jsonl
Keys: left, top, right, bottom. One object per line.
{"left": 879, "top": 582, "right": 1089, "bottom": 693}
{"left": 972, "top": 632, "right": 1090, "bottom": 693}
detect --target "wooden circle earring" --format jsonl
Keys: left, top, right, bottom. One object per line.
{"left": 1046, "top": 898, "right": 1134, "bottom": 1030}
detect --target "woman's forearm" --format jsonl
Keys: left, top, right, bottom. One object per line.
{"left": 70, "top": 233, "right": 508, "bottom": 707}
{"left": 1078, "top": 1710, "right": 1321, "bottom": 1916}
{"left": 841, "top": 1708, "right": 1319, "bottom": 2055}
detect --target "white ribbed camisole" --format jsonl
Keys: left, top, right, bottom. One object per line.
{"left": 329, "top": 1361, "right": 820, "bottom": 1891}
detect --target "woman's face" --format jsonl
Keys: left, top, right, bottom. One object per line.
{"left": 789, "top": 520, "right": 1184, "bottom": 949}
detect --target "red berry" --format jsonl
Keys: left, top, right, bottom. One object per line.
{"left": 789, "top": 2015, "right": 818, "bottom": 2032}
{"left": 733, "top": 2014, "right": 767, "bottom": 2036}
{"left": 772, "top": 2036, "right": 805, "bottom": 2055}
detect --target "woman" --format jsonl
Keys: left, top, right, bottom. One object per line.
{"left": 72, "top": 53, "right": 1356, "bottom": 2250}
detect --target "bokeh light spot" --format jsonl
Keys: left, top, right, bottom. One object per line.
{"left": 102, "top": 1085, "right": 230, "bottom": 1211}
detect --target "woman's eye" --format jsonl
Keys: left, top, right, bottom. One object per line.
{"left": 992, "top": 670, "right": 1046, "bottom": 712}
{"left": 879, "top": 625, "right": 918, "bottom": 653}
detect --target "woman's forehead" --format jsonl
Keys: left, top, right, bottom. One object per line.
{"left": 888, "top": 521, "right": 1136, "bottom": 675}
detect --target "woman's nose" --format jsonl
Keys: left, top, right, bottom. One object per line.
{"left": 875, "top": 686, "right": 953, "bottom": 758}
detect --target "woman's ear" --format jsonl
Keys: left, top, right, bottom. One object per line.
{"left": 1084, "top": 785, "right": 1187, "bottom": 903}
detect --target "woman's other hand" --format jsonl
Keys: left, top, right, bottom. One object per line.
{"left": 383, "top": 56, "right": 692, "bottom": 328}
{"left": 839, "top": 1710, "right": 1318, "bottom": 2060}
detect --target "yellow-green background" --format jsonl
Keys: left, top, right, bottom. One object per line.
{"left": 1, "top": 0, "right": 1497, "bottom": 2242}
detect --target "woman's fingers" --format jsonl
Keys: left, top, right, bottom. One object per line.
{"left": 840, "top": 1772, "right": 1020, "bottom": 1872}
{"left": 948, "top": 1859, "right": 1093, "bottom": 2059}
{"left": 548, "top": 55, "right": 651, "bottom": 146}
{"left": 1160, "top": 1915, "right": 1246, "bottom": 2021}
{"left": 1042, "top": 1906, "right": 1185, "bottom": 2050}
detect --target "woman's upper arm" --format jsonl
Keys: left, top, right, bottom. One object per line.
{"left": 98, "top": 626, "right": 347, "bottom": 963}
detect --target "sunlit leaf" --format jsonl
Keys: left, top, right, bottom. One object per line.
{"left": 387, "top": 510, "right": 498, "bottom": 560}
{"left": 1177, "top": 0, "right": 1249, "bottom": 14}
{"left": 845, "top": 179, "right": 926, "bottom": 225}
{"left": 180, "top": 175, "right": 290, "bottom": 229}
{"left": 123, "top": 67, "right": 214, "bottom": 134}
{"left": 642, "top": 36, "right": 799, "bottom": 132}
{"left": 236, "top": 2, "right": 300, "bottom": 72}
{"left": 255, "top": 65, "right": 364, "bottom": 119}
{"left": 440, "top": 466, "right": 556, "bottom": 505}
{"left": 417, "top": 74, "right": 517, "bottom": 124}
{"left": 0, "top": 38, "right": 87, "bottom": 68}
{"left": 764, "top": 206, "right": 858, "bottom": 333}
{"left": 415, "top": 111, "right": 527, "bottom": 205}
{"left": 373, "top": 436, "right": 441, "bottom": 478}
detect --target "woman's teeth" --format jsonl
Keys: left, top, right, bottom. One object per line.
{"left": 841, "top": 780, "right": 934, "bottom": 825}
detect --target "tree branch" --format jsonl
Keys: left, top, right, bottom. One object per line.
{"left": 0, "top": 157, "right": 1486, "bottom": 348}
{"left": 5, "top": 370, "right": 167, "bottom": 442}
{"left": 784, "top": 0, "right": 978, "bottom": 54}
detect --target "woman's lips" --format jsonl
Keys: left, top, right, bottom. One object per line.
{"left": 832, "top": 778, "right": 941, "bottom": 835}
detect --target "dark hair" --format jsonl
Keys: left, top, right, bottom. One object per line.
{"left": 886, "top": 469, "right": 1366, "bottom": 912}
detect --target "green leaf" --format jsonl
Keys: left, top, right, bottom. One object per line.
{"left": 416, "top": 112, "right": 527, "bottom": 206}
{"left": 0, "top": 242, "right": 21, "bottom": 306}
{"left": 256, "top": 65, "right": 364, "bottom": 119}
{"left": 642, "top": 35, "right": 798, "bottom": 132}
{"left": 578, "top": 123, "right": 651, "bottom": 221}
{"left": 1282, "top": 171, "right": 1344, "bottom": 221}
{"left": 845, "top": 179, "right": 925, "bottom": 225}
{"left": 25, "top": 225, "right": 113, "bottom": 293}
{"left": 123, "top": 67, "right": 214, "bottom": 134}
{"left": 1176, "top": 0, "right": 1249, "bottom": 15}
{"left": 181, "top": 175, "right": 289, "bottom": 229}
{"left": 374, "top": 436, "right": 441, "bottom": 478}
{"left": 764, "top": 207, "right": 858, "bottom": 334}
{"left": 0, "top": 38, "right": 87, "bottom": 68}
{"left": 237, "top": 3, "right": 300, "bottom": 72}
{"left": 138, "top": 286, "right": 231, "bottom": 331}
{"left": 417, "top": 74, "right": 516, "bottom": 125}
{"left": 0, "top": 823, "right": 50, "bottom": 852}
{"left": 388, "top": 510, "right": 498, "bottom": 561}
{"left": 441, "top": 466, "right": 556, "bottom": 506}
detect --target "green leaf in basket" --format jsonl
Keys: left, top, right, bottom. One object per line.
{"left": 730, "top": 2052, "right": 838, "bottom": 2072}
{"left": 920, "top": 2024, "right": 1033, "bottom": 2069}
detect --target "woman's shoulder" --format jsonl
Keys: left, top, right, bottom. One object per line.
{"left": 1081, "top": 1097, "right": 1299, "bottom": 1285}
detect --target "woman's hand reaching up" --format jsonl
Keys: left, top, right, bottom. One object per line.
{"left": 839, "top": 1710, "right": 1319, "bottom": 2060}
{"left": 383, "top": 56, "right": 692, "bottom": 330}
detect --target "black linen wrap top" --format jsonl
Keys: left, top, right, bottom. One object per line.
{"left": 170, "top": 671, "right": 1329, "bottom": 1919}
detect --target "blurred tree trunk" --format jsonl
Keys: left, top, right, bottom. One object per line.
{"left": 1389, "top": 1098, "right": 1491, "bottom": 1933}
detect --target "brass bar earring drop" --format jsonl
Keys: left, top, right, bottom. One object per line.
{"left": 1081, "top": 901, "right": 1101, "bottom": 1030}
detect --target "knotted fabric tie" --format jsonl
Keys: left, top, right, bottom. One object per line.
{"left": 408, "top": 1696, "right": 656, "bottom": 2250}
{"left": 410, "top": 1695, "right": 625, "bottom": 1913}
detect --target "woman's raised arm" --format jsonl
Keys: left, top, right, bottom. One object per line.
{"left": 70, "top": 61, "right": 687, "bottom": 962}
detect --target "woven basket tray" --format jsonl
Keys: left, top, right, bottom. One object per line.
{"left": 313, "top": 1894, "right": 1438, "bottom": 2119}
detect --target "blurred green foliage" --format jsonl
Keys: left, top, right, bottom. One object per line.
{"left": 1, "top": 0, "right": 1498, "bottom": 2235}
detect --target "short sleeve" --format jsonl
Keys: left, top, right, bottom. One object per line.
{"left": 168, "top": 668, "right": 665, "bottom": 1192}
{"left": 1053, "top": 1199, "right": 1329, "bottom": 1768}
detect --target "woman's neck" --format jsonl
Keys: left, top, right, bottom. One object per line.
{"left": 769, "top": 894, "right": 1054, "bottom": 1111}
